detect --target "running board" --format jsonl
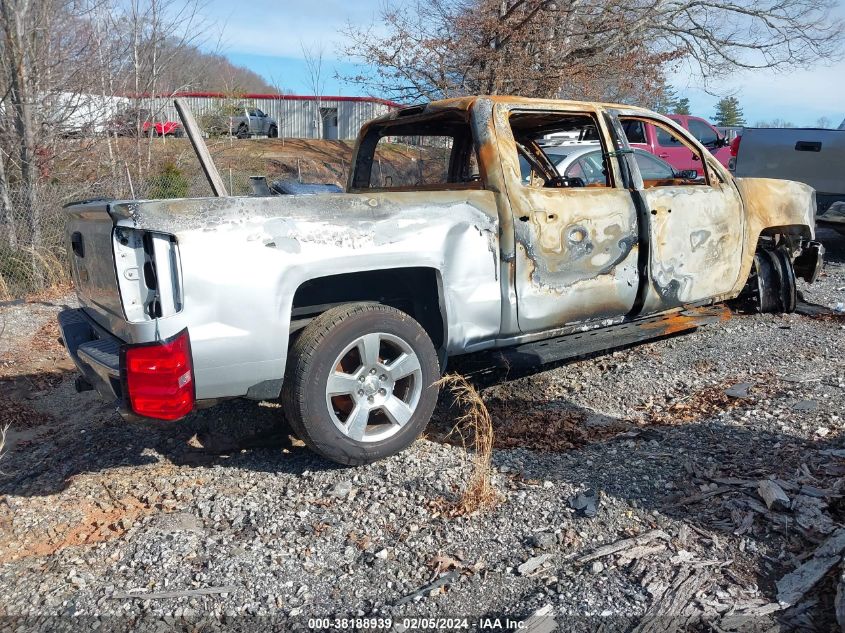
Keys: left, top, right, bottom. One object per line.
{"left": 452, "top": 306, "right": 729, "bottom": 381}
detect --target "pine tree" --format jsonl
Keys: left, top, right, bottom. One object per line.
{"left": 714, "top": 97, "right": 746, "bottom": 126}
{"left": 673, "top": 97, "right": 691, "bottom": 115}
{"left": 655, "top": 86, "right": 679, "bottom": 115}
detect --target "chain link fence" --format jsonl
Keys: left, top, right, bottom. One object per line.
{"left": 0, "top": 147, "right": 456, "bottom": 299}
{"left": 0, "top": 165, "right": 351, "bottom": 300}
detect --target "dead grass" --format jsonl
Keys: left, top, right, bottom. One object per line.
{"left": 435, "top": 374, "right": 500, "bottom": 515}
{"left": 0, "top": 422, "right": 8, "bottom": 474}
{"left": 0, "top": 391, "right": 54, "bottom": 430}
{"left": 637, "top": 380, "right": 751, "bottom": 425}
{"left": 486, "top": 404, "right": 626, "bottom": 452}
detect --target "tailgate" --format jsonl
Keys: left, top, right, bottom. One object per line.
{"left": 64, "top": 200, "right": 125, "bottom": 323}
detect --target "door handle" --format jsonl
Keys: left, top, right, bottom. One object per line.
{"left": 658, "top": 153, "right": 669, "bottom": 158}
{"left": 795, "top": 141, "right": 822, "bottom": 152}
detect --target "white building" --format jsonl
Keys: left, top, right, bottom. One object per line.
{"left": 138, "top": 92, "right": 400, "bottom": 140}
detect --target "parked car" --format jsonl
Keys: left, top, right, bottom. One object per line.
{"left": 623, "top": 114, "right": 731, "bottom": 171}
{"left": 717, "top": 126, "right": 744, "bottom": 143}
{"left": 529, "top": 143, "right": 701, "bottom": 185}
{"left": 59, "top": 95, "right": 823, "bottom": 466}
{"left": 731, "top": 126, "right": 845, "bottom": 219}
{"left": 204, "top": 104, "right": 278, "bottom": 138}
{"left": 105, "top": 107, "right": 182, "bottom": 137}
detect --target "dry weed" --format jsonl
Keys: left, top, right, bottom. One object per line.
{"left": 0, "top": 422, "right": 8, "bottom": 473}
{"left": 435, "top": 373, "right": 499, "bottom": 515}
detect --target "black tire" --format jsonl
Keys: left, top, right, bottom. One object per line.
{"left": 236, "top": 124, "right": 249, "bottom": 139}
{"left": 268, "top": 124, "right": 278, "bottom": 138}
{"left": 737, "top": 245, "right": 797, "bottom": 313}
{"left": 282, "top": 303, "right": 440, "bottom": 466}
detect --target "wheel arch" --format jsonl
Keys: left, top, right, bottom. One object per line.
{"left": 289, "top": 266, "right": 448, "bottom": 352}
{"left": 758, "top": 224, "right": 813, "bottom": 245}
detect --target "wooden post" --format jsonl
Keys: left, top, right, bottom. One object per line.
{"left": 174, "top": 98, "right": 228, "bottom": 197}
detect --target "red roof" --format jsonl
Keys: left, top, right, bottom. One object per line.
{"left": 128, "top": 91, "right": 401, "bottom": 108}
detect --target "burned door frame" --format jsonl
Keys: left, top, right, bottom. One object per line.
{"left": 492, "top": 102, "right": 643, "bottom": 334}
{"left": 610, "top": 109, "right": 746, "bottom": 314}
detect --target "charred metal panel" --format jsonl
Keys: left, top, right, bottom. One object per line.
{"left": 491, "top": 101, "right": 640, "bottom": 332}
{"left": 639, "top": 184, "right": 745, "bottom": 312}
{"left": 729, "top": 176, "right": 816, "bottom": 296}
{"left": 511, "top": 190, "right": 640, "bottom": 329}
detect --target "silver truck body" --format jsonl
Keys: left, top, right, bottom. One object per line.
{"left": 732, "top": 127, "right": 845, "bottom": 225}
{"left": 64, "top": 192, "right": 499, "bottom": 405}
{"left": 59, "top": 95, "right": 821, "bottom": 438}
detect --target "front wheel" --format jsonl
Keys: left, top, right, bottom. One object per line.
{"left": 268, "top": 124, "right": 278, "bottom": 138}
{"left": 737, "top": 245, "right": 797, "bottom": 313}
{"left": 282, "top": 303, "right": 440, "bottom": 465}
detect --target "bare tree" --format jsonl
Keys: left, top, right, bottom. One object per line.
{"left": 341, "top": 0, "right": 844, "bottom": 104}
{"left": 0, "top": 0, "right": 106, "bottom": 278}
{"left": 754, "top": 118, "right": 796, "bottom": 128}
{"left": 301, "top": 40, "right": 327, "bottom": 139}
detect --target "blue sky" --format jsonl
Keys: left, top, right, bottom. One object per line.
{"left": 209, "top": 0, "right": 845, "bottom": 127}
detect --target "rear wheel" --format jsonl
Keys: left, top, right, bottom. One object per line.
{"left": 236, "top": 123, "right": 249, "bottom": 139}
{"left": 282, "top": 303, "right": 440, "bottom": 465}
{"left": 738, "top": 245, "right": 797, "bottom": 313}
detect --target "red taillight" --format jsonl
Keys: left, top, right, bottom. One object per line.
{"left": 123, "top": 330, "right": 194, "bottom": 420}
{"left": 730, "top": 135, "right": 741, "bottom": 157}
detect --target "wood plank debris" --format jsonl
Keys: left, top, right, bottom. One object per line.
{"left": 632, "top": 567, "right": 709, "bottom": 633}
{"left": 577, "top": 529, "right": 669, "bottom": 563}
{"left": 758, "top": 479, "right": 791, "bottom": 511}
{"left": 520, "top": 604, "right": 557, "bottom": 633}
{"left": 776, "top": 530, "right": 845, "bottom": 607}
{"left": 518, "top": 554, "right": 552, "bottom": 575}
{"left": 836, "top": 567, "right": 845, "bottom": 633}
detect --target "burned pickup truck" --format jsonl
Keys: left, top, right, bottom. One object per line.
{"left": 59, "top": 96, "right": 823, "bottom": 465}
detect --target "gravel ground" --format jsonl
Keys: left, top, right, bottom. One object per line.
{"left": 1, "top": 229, "right": 844, "bottom": 632}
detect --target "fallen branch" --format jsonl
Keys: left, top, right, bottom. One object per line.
{"left": 394, "top": 570, "right": 460, "bottom": 606}
{"left": 0, "top": 423, "right": 9, "bottom": 474}
{"left": 665, "top": 486, "right": 734, "bottom": 507}
{"left": 111, "top": 585, "right": 238, "bottom": 600}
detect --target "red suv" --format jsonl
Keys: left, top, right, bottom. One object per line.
{"left": 623, "top": 115, "right": 731, "bottom": 172}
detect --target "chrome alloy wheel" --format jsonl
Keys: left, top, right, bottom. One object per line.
{"left": 325, "top": 332, "right": 423, "bottom": 442}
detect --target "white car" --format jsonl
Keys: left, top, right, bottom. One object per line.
{"left": 521, "top": 142, "right": 700, "bottom": 185}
